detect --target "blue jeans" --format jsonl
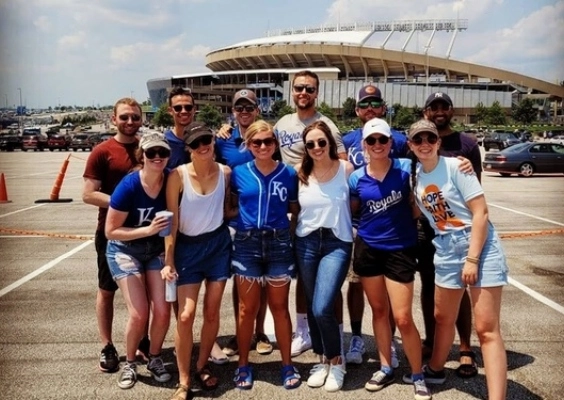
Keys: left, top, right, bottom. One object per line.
{"left": 295, "top": 228, "right": 352, "bottom": 359}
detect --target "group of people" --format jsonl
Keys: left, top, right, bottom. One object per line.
{"left": 82, "top": 70, "right": 509, "bottom": 400}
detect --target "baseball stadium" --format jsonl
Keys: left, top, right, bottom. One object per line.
{"left": 146, "top": 19, "right": 564, "bottom": 123}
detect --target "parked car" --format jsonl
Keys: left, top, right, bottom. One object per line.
{"left": 548, "top": 135, "right": 564, "bottom": 145}
{"left": 69, "top": 134, "right": 93, "bottom": 151}
{"left": 22, "top": 128, "right": 48, "bottom": 151}
{"left": 482, "top": 131, "right": 521, "bottom": 151}
{"left": 0, "top": 133, "right": 22, "bottom": 151}
{"left": 47, "top": 133, "right": 71, "bottom": 151}
{"left": 483, "top": 142, "right": 564, "bottom": 177}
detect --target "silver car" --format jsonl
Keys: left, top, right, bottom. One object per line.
{"left": 483, "top": 142, "right": 564, "bottom": 177}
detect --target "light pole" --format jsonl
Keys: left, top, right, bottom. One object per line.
{"left": 17, "top": 87, "right": 22, "bottom": 129}
{"left": 4, "top": 93, "right": 7, "bottom": 109}
{"left": 424, "top": 46, "right": 432, "bottom": 95}
{"left": 130, "top": 90, "right": 134, "bottom": 99}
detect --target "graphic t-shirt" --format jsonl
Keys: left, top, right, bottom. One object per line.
{"left": 110, "top": 170, "right": 168, "bottom": 230}
{"left": 231, "top": 161, "right": 298, "bottom": 231}
{"left": 273, "top": 112, "right": 344, "bottom": 167}
{"left": 83, "top": 137, "right": 138, "bottom": 231}
{"left": 349, "top": 158, "right": 417, "bottom": 250}
{"left": 415, "top": 157, "right": 483, "bottom": 235}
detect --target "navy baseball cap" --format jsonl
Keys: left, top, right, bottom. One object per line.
{"left": 424, "top": 92, "right": 453, "bottom": 108}
{"left": 358, "top": 85, "right": 383, "bottom": 103}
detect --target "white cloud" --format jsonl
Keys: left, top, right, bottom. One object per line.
{"left": 57, "top": 31, "right": 88, "bottom": 50}
{"left": 33, "top": 16, "right": 52, "bottom": 32}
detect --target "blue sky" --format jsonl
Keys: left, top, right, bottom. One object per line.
{"left": 0, "top": 0, "right": 562, "bottom": 109}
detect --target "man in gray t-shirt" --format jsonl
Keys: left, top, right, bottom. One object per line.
{"left": 274, "top": 70, "right": 345, "bottom": 167}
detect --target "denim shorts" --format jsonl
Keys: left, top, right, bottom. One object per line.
{"left": 433, "top": 224, "right": 508, "bottom": 289}
{"left": 106, "top": 237, "right": 164, "bottom": 281}
{"left": 231, "top": 228, "right": 296, "bottom": 279}
{"left": 175, "top": 224, "right": 231, "bottom": 285}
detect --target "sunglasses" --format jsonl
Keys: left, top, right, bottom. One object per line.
{"left": 293, "top": 85, "right": 317, "bottom": 94}
{"left": 427, "top": 103, "right": 451, "bottom": 112}
{"left": 305, "top": 139, "right": 328, "bottom": 150}
{"left": 365, "top": 136, "right": 390, "bottom": 145}
{"left": 250, "top": 137, "right": 276, "bottom": 148}
{"left": 357, "top": 101, "right": 383, "bottom": 109}
{"left": 145, "top": 147, "right": 171, "bottom": 159}
{"left": 411, "top": 134, "right": 439, "bottom": 145}
{"left": 118, "top": 114, "right": 141, "bottom": 122}
{"left": 187, "top": 135, "right": 213, "bottom": 150}
{"left": 234, "top": 105, "right": 256, "bottom": 113}
{"left": 172, "top": 104, "right": 194, "bottom": 113}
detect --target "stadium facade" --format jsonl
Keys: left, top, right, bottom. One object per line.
{"left": 147, "top": 20, "right": 564, "bottom": 123}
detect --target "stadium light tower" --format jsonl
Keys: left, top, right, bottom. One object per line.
{"left": 17, "top": 87, "right": 22, "bottom": 128}
{"left": 424, "top": 45, "right": 432, "bottom": 93}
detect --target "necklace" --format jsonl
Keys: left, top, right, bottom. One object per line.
{"left": 313, "top": 162, "right": 335, "bottom": 181}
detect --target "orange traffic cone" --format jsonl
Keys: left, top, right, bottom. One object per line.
{"left": 35, "top": 155, "right": 73, "bottom": 203}
{"left": 0, "top": 173, "right": 11, "bottom": 203}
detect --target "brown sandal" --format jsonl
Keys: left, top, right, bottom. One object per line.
{"left": 171, "top": 383, "right": 189, "bottom": 400}
{"left": 195, "top": 366, "right": 219, "bottom": 390}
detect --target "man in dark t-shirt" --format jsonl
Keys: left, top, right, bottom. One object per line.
{"left": 82, "top": 97, "right": 141, "bottom": 373}
{"left": 417, "top": 92, "right": 481, "bottom": 379}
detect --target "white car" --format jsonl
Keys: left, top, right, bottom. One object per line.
{"left": 549, "top": 135, "right": 564, "bottom": 145}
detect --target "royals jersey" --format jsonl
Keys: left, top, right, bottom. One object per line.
{"left": 231, "top": 161, "right": 298, "bottom": 230}
{"left": 349, "top": 158, "right": 417, "bottom": 250}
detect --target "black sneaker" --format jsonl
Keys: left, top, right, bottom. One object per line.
{"left": 147, "top": 355, "right": 171, "bottom": 383}
{"left": 117, "top": 362, "right": 137, "bottom": 389}
{"left": 136, "top": 336, "right": 150, "bottom": 362}
{"left": 99, "top": 342, "right": 119, "bottom": 373}
{"left": 402, "top": 365, "right": 446, "bottom": 385}
{"left": 365, "top": 370, "right": 394, "bottom": 392}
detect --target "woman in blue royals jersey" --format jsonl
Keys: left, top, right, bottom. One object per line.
{"left": 230, "top": 120, "right": 301, "bottom": 391}
{"left": 348, "top": 118, "right": 431, "bottom": 399}
{"left": 104, "top": 132, "right": 172, "bottom": 390}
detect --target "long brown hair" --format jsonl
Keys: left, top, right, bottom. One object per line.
{"left": 297, "top": 120, "right": 339, "bottom": 185}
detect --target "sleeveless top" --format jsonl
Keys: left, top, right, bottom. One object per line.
{"left": 296, "top": 160, "right": 353, "bottom": 242}
{"left": 177, "top": 163, "right": 225, "bottom": 236}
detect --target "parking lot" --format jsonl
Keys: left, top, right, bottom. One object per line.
{"left": 0, "top": 151, "right": 563, "bottom": 400}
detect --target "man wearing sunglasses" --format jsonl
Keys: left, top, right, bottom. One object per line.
{"left": 215, "top": 89, "right": 260, "bottom": 168}
{"left": 82, "top": 97, "right": 143, "bottom": 374}
{"left": 417, "top": 91, "right": 482, "bottom": 380}
{"left": 341, "top": 85, "right": 407, "bottom": 367}
{"left": 165, "top": 87, "right": 197, "bottom": 169}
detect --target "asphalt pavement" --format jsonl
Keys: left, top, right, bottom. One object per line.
{"left": 0, "top": 150, "right": 563, "bottom": 400}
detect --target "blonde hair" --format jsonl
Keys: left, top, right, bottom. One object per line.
{"left": 244, "top": 120, "right": 277, "bottom": 145}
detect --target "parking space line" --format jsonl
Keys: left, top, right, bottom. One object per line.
{"left": 508, "top": 277, "right": 564, "bottom": 315}
{"left": 0, "top": 240, "right": 93, "bottom": 298}
{"left": 0, "top": 204, "right": 45, "bottom": 219}
{"left": 489, "top": 203, "right": 564, "bottom": 227}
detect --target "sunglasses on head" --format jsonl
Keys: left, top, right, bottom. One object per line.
{"left": 172, "top": 104, "right": 194, "bottom": 113}
{"left": 365, "top": 135, "right": 390, "bottom": 145}
{"left": 187, "top": 135, "right": 213, "bottom": 150}
{"left": 357, "top": 101, "right": 383, "bottom": 109}
{"left": 411, "top": 134, "right": 439, "bottom": 145}
{"left": 427, "top": 103, "right": 451, "bottom": 112}
{"left": 305, "top": 138, "right": 328, "bottom": 150}
{"left": 293, "top": 85, "right": 317, "bottom": 94}
{"left": 118, "top": 114, "right": 141, "bottom": 122}
{"left": 250, "top": 137, "right": 276, "bottom": 148}
{"left": 234, "top": 104, "right": 256, "bottom": 113}
{"left": 145, "top": 147, "right": 171, "bottom": 159}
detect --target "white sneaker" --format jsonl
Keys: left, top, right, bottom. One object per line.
{"left": 345, "top": 335, "right": 366, "bottom": 365}
{"left": 391, "top": 338, "right": 400, "bottom": 369}
{"left": 324, "top": 363, "right": 346, "bottom": 392}
{"left": 307, "top": 363, "right": 329, "bottom": 388}
{"left": 291, "top": 331, "right": 312, "bottom": 357}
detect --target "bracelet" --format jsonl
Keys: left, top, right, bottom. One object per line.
{"left": 466, "top": 256, "right": 480, "bottom": 264}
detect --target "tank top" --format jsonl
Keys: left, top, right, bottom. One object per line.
{"left": 177, "top": 163, "right": 225, "bottom": 236}
{"left": 296, "top": 160, "right": 353, "bottom": 242}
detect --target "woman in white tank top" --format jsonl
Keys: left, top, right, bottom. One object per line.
{"left": 294, "top": 120, "right": 354, "bottom": 392}
{"left": 162, "top": 122, "right": 236, "bottom": 397}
